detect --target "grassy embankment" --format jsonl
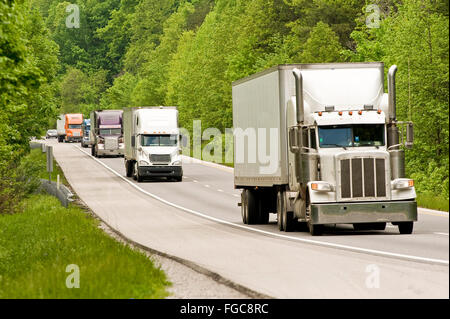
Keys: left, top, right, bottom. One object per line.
{"left": 0, "top": 148, "right": 169, "bottom": 298}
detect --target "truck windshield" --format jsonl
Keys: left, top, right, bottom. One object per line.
{"left": 141, "top": 135, "right": 178, "bottom": 147}
{"left": 99, "top": 128, "right": 121, "bottom": 136}
{"left": 318, "top": 124, "right": 385, "bottom": 148}
{"left": 68, "top": 124, "right": 81, "bottom": 129}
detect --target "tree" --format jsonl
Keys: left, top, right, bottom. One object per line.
{"left": 300, "top": 22, "right": 344, "bottom": 63}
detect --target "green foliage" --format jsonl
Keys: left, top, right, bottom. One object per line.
{"left": 2, "top": 0, "right": 448, "bottom": 211}
{"left": 347, "top": 0, "right": 449, "bottom": 200}
{"left": 1, "top": 0, "right": 60, "bottom": 214}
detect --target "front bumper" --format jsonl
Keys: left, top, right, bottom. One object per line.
{"left": 310, "top": 200, "right": 417, "bottom": 225}
{"left": 138, "top": 166, "right": 183, "bottom": 178}
{"left": 97, "top": 148, "right": 124, "bottom": 156}
{"left": 67, "top": 136, "right": 82, "bottom": 142}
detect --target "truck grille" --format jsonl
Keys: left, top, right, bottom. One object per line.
{"left": 150, "top": 154, "right": 171, "bottom": 164}
{"left": 340, "top": 158, "right": 387, "bottom": 199}
{"left": 104, "top": 137, "right": 119, "bottom": 150}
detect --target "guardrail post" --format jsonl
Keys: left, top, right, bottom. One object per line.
{"left": 46, "top": 145, "right": 53, "bottom": 183}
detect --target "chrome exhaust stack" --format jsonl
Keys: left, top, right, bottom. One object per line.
{"left": 388, "top": 65, "right": 398, "bottom": 123}
{"left": 293, "top": 68, "right": 304, "bottom": 125}
{"left": 387, "top": 65, "right": 404, "bottom": 179}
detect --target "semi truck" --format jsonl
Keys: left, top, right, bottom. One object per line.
{"left": 123, "top": 107, "right": 183, "bottom": 182}
{"left": 57, "top": 115, "right": 66, "bottom": 143}
{"left": 64, "top": 113, "right": 83, "bottom": 143}
{"left": 232, "top": 63, "right": 417, "bottom": 236}
{"left": 81, "top": 119, "right": 91, "bottom": 148}
{"left": 90, "top": 110, "right": 124, "bottom": 157}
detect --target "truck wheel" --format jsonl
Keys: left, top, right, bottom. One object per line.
{"left": 277, "top": 190, "right": 294, "bottom": 232}
{"left": 246, "top": 189, "right": 259, "bottom": 225}
{"left": 277, "top": 191, "right": 285, "bottom": 231}
{"left": 241, "top": 190, "right": 248, "bottom": 224}
{"left": 135, "top": 163, "right": 144, "bottom": 183}
{"left": 398, "top": 222, "right": 413, "bottom": 234}
{"left": 306, "top": 200, "right": 323, "bottom": 236}
{"left": 125, "top": 161, "right": 133, "bottom": 178}
{"left": 308, "top": 221, "right": 324, "bottom": 236}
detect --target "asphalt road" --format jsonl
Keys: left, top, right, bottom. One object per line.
{"left": 49, "top": 140, "right": 449, "bottom": 298}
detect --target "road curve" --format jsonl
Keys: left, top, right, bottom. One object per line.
{"left": 49, "top": 140, "right": 449, "bottom": 298}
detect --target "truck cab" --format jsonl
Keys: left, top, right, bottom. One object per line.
{"left": 64, "top": 114, "right": 83, "bottom": 143}
{"left": 124, "top": 107, "right": 183, "bottom": 182}
{"left": 81, "top": 119, "right": 91, "bottom": 148}
{"left": 90, "top": 110, "right": 125, "bottom": 157}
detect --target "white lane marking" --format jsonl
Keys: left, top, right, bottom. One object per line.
{"left": 205, "top": 185, "right": 210, "bottom": 188}
{"left": 193, "top": 180, "right": 198, "bottom": 183}
{"left": 76, "top": 146, "right": 449, "bottom": 266}
{"left": 434, "top": 232, "right": 449, "bottom": 236}
{"left": 217, "top": 189, "right": 224, "bottom": 193}
{"left": 233, "top": 194, "right": 240, "bottom": 198}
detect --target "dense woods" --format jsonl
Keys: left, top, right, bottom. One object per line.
{"left": 1, "top": 0, "right": 449, "bottom": 212}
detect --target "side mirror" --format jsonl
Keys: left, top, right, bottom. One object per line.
{"left": 405, "top": 123, "right": 414, "bottom": 149}
{"left": 289, "top": 126, "right": 300, "bottom": 153}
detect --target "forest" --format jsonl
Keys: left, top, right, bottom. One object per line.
{"left": 1, "top": 0, "right": 449, "bottom": 213}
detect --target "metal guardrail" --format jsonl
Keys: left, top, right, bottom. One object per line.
{"left": 39, "top": 179, "right": 74, "bottom": 208}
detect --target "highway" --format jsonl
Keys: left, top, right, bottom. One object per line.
{"left": 49, "top": 140, "right": 449, "bottom": 298}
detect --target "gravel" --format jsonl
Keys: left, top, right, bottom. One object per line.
{"left": 98, "top": 221, "right": 249, "bottom": 299}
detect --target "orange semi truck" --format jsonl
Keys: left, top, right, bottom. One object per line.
{"left": 64, "top": 113, "right": 83, "bottom": 143}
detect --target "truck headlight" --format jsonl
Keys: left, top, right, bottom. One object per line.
{"left": 139, "top": 161, "right": 150, "bottom": 166}
{"left": 311, "top": 182, "right": 334, "bottom": 192}
{"left": 392, "top": 179, "right": 414, "bottom": 190}
{"left": 172, "top": 160, "right": 182, "bottom": 166}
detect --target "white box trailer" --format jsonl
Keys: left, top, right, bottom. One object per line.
{"left": 232, "top": 63, "right": 417, "bottom": 235}
{"left": 56, "top": 115, "right": 65, "bottom": 143}
{"left": 123, "top": 107, "right": 183, "bottom": 182}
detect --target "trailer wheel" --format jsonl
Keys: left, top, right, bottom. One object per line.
{"left": 246, "top": 189, "right": 259, "bottom": 225}
{"left": 125, "top": 160, "right": 133, "bottom": 177}
{"left": 398, "top": 222, "right": 413, "bottom": 234}
{"left": 241, "top": 190, "right": 248, "bottom": 224}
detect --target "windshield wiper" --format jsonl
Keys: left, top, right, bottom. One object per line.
{"left": 321, "top": 144, "right": 348, "bottom": 150}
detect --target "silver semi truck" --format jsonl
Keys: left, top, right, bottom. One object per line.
{"left": 90, "top": 110, "right": 125, "bottom": 157}
{"left": 233, "top": 63, "right": 417, "bottom": 235}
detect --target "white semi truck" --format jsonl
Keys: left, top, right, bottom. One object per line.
{"left": 123, "top": 107, "right": 183, "bottom": 182}
{"left": 233, "top": 63, "right": 417, "bottom": 235}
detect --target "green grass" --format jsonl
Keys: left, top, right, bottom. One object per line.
{"left": 0, "top": 194, "right": 170, "bottom": 298}
{"left": 417, "top": 193, "right": 449, "bottom": 212}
